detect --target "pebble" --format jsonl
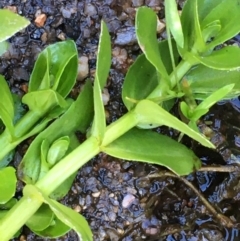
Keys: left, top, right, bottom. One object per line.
{"left": 74, "top": 205, "right": 81, "bottom": 213}
{"left": 77, "top": 56, "right": 89, "bottom": 81}
{"left": 102, "top": 88, "right": 110, "bottom": 106}
{"left": 157, "top": 19, "right": 165, "bottom": 33}
{"left": 92, "top": 191, "right": 101, "bottom": 197}
{"left": 112, "top": 47, "right": 128, "bottom": 67}
{"left": 122, "top": 193, "right": 136, "bottom": 208}
{"left": 84, "top": 3, "right": 97, "bottom": 16}
{"left": 115, "top": 27, "right": 136, "bottom": 45}
{"left": 61, "top": 8, "right": 72, "bottom": 19}
{"left": 34, "top": 13, "right": 47, "bottom": 27}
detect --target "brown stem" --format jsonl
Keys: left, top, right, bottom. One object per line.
{"left": 198, "top": 165, "right": 240, "bottom": 172}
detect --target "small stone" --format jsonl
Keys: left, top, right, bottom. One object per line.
{"left": 40, "top": 32, "right": 48, "bottom": 43}
{"left": 108, "top": 211, "right": 116, "bottom": 221}
{"left": 92, "top": 191, "right": 101, "bottom": 198}
{"left": 115, "top": 27, "right": 136, "bottom": 45}
{"left": 74, "top": 205, "right": 81, "bottom": 212}
{"left": 35, "top": 9, "right": 42, "bottom": 18}
{"left": 122, "top": 194, "right": 136, "bottom": 208}
{"left": 102, "top": 88, "right": 110, "bottom": 106}
{"left": 117, "top": 228, "right": 124, "bottom": 235}
{"left": 84, "top": 3, "right": 97, "bottom": 16}
{"left": 19, "top": 235, "right": 27, "bottom": 241}
{"left": 77, "top": 56, "right": 89, "bottom": 81}
{"left": 57, "top": 32, "right": 66, "bottom": 41}
{"left": 157, "top": 19, "right": 165, "bottom": 33}
{"left": 62, "top": 8, "right": 72, "bottom": 18}
{"left": 34, "top": 13, "right": 47, "bottom": 27}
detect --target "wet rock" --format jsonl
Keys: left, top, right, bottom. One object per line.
{"left": 61, "top": 8, "right": 72, "bottom": 19}
{"left": 115, "top": 27, "right": 136, "bottom": 45}
{"left": 85, "top": 176, "right": 99, "bottom": 192}
{"left": 12, "top": 68, "right": 29, "bottom": 81}
{"left": 84, "top": 3, "right": 97, "bottom": 16}
{"left": 122, "top": 193, "right": 136, "bottom": 208}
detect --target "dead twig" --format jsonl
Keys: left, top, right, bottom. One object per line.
{"left": 198, "top": 165, "right": 240, "bottom": 172}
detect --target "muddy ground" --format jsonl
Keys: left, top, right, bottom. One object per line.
{"left": 1, "top": 0, "right": 240, "bottom": 241}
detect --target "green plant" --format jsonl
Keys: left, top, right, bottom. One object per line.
{"left": 0, "top": 9, "right": 30, "bottom": 55}
{"left": 1, "top": 0, "right": 240, "bottom": 240}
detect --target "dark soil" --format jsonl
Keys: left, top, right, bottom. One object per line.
{"left": 1, "top": 0, "right": 240, "bottom": 241}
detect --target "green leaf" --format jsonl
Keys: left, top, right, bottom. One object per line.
{"left": 165, "top": 0, "right": 184, "bottom": 48}
{"left": 32, "top": 217, "right": 71, "bottom": 238}
{"left": 122, "top": 40, "right": 179, "bottom": 110}
{"left": 0, "top": 167, "right": 17, "bottom": 204}
{"left": 201, "top": 20, "right": 221, "bottom": 42}
{"left": 29, "top": 41, "right": 78, "bottom": 98}
{"left": 185, "top": 64, "right": 240, "bottom": 99}
{"left": 179, "top": 0, "right": 204, "bottom": 54}
{"left": 12, "top": 94, "right": 26, "bottom": 125}
{"left": 26, "top": 204, "right": 54, "bottom": 231}
{"left": 197, "top": 0, "right": 224, "bottom": 22}
{"left": 45, "top": 198, "right": 92, "bottom": 241}
{"left": 18, "top": 81, "right": 93, "bottom": 185}
{"left": 103, "top": 128, "right": 201, "bottom": 175}
{"left": 22, "top": 89, "right": 68, "bottom": 113}
{"left": 136, "top": 7, "right": 169, "bottom": 81}
{"left": 91, "top": 21, "right": 111, "bottom": 141}
{"left": 201, "top": 0, "right": 240, "bottom": 50}
{"left": 0, "top": 198, "right": 17, "bottom": 210}
{"left": 0, "top": 9, "right": 30, "bottom": 42}
{"left": 134, "top": 99, "right": 215, "bottom": 148}
{"left": 196, "top": 84, "right": 234, "bottom": 111}
{"left": 47, "top": 136, "right": 69, "bottom": 167}
{"left": 0, "top": 41, "right": 9, "bottom": 56}
{"left": 39, "top": 140, "right": 50, "bottom": 180}
{"left": 196, "top": 46, "right": 240, "bottom": 70}
{"left": 95, "top": 22, "right": 111, "bottom": 90}
{"left": 180, "top": 101, "right": 191, "bottom": 119}
{"left": 0, "top": 75, "right": 15, "bottom": 136}
{"left": 23, "top": 185, "right": 93, "bottom": 241}
{"left": 189, "top": 108, "right": 208, "bottom": 122}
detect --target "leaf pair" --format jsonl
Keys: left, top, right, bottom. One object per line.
{"left": 29, "top": 40, "right": 78, "bottom": 98}
{"left": 24, "top": 185, "right": 92, "bottom": 240}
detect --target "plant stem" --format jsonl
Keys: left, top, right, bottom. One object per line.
{"left": 0, "top": 107, "right": 139, "bottom": 238}
{"left": 37, "top": 110, "right": 138, "bottom": 194}
{"left": 0, "top": 110, "right": 41, "bottom": 161}
{"left": 147, "top": 59, "right": 193, "bottom": 99}
{"left": 0, "top": 196, "right": 43, "bottom": 241}
{"left": 101, "top": 110, "right": 138, "bottom": 146}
